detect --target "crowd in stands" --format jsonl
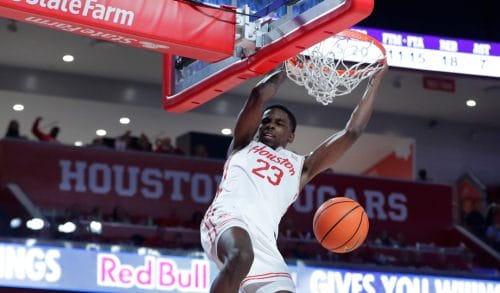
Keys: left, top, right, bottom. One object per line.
{"left": 5, "top": 199, "right": 489, "bottom": 275}
{"left": 6, "top": 117, "right": 60, "bottom": 142}
{"left": 4, "top": 117, "right": 206, "bottom": 157}
{"left": 90, "top": 130, "right": 187, "bottom": 154}
{"left": 463, "top": 200, "right": 500, "bottom": 252}
{"left": 2, "top": 118, "right": 499, "bottom": 276}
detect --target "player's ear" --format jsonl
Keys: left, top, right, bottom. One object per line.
{"left": 288, "top": 132, "right": 295, "bottom": 143}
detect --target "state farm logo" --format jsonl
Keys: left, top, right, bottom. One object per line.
{"left": 10, "top": 0, "right": 135, "bottom": 26}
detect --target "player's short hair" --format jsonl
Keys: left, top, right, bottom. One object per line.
{"left": 264, "top": 104, "right": 297, "bottom": 133}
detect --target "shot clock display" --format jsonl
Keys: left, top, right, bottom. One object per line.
{"left": 354, "top": 26, "right": 500, "bottom": 78}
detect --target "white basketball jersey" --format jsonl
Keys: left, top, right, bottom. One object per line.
{"left": 210, "top": 140, "right": 304, "bottom": 240}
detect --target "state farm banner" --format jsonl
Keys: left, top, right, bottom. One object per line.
{"left": 0, "top": 139, "right": 453, "bottom": 242}
{"left": 0, "top": 0, "right": 235, "bottom": 62}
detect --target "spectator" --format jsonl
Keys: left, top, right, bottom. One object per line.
{"left": 61, "top": 204, "right": 83, "bottom": 222}
{"left": 31, "top": 116, "right": 59, "bottom": 142}
{"left": 485, "top": 202, "right": 498, "bottom": 227}
{"left": 154, "top": 136, "right": 174, "bottom": 153}
{"left": 156, "top": 209, "right": 182, "bottom": 228}
{"left": 4, "top": 119, "right": 26, "bottom": 139}
{"left": 184, "top": 210, "right": 204, "bottom": 229}
{"left": 485, "top": 212, "right": 500, "bottom": 251}
{"left": 373, "top": 229, "right": 395, "bottom": 246}
{"left": 88, "top": 137, "right": 108, "bottom": 149}
{"left": 108, "top": 206, "right": 131, "bottom": 223}
{"left": 137, "top": 133, "right": 152, "bottom": 152}
{"left": 291, "top": 242, "right": 310, "bottom": 259}
{"left": 393, "top": 232, "right": 407, "bottom": 248}
{"left": 281, "top": 218, "right": 300, "bottom": 239}
{"left": 143, "top": 226, "right": 168, "bottom": 248}
{"left": 130, "top": 234, "right": 146, "bottom": 246}
{"left": 417, "top": 169, "right": 430, "bottom": 181}
{"left": 193, "top": 144, "right": 209, "bottom": 158}
{"left": 154, "top": 136, "right": 184, "bottom": 155}
{"left": 166, "top": 232, "right": 186, "bottom": 251}
{"left": 463, "top": 201, "right": 486, "bottom": 237}
{"left": 85, "top": 206, "right": 103, "bottom": 222}
{"left": 114, "top": 130, "right": 132, "bottom": 151}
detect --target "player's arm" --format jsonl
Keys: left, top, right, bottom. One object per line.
{"left": 228, "top": 69, "right": 287, "bottom": 154}
{"left": 299, "top": 65, "right": 388, "bottom": 189}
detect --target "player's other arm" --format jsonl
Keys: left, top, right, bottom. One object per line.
{"left": 228, "top": 69, "right": 287, "bottom": 154}
{"left": 300, "top": 65, "right": 388, "bottom": 189}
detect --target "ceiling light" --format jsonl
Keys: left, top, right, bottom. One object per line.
{"left": 74, "top": 141, "right": 83, "bottom": 147}
{"left": 85, "top": 243, "right": 100, "bottom": 251}
{"left": 10, "top": 218, "right": 22, "bottom": 229}
{"left": 58, "top": 221, "right": 77, "bottom": 233}
{"left": 221, "top": 128, "right": 232, "bottom": 135}
{"left": 25, "top": 239, "right": 37, "bottom": 247}
{"left": 119, "top": 117, "right": 130, "bottom": 125}
{"left": 110, "top": 245, "right": 121, "bottom": 253}
{"left": 62, "top": 54, "right": 74, "bottom": 62}
{"left": 12, "top": 104, "right": 24, "bottom": 111}
{"left": 26, "top": 218, "right": 44, "bottom": 230}
{"left": 466, "top": 99, "right": 477, "bottom": 107}
{"left": 96, "top": 129, "right": 107, "bottom": 136}
{"left": 89, "top": 221, "right": 102, "bottom": 234}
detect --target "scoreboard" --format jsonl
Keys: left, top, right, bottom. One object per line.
{"left": 355, "top": 26, "right": 500, "bottom": 78}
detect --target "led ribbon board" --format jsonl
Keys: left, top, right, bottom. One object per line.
{"left": 0, "top": 241, "right": 498, "bottom": 292}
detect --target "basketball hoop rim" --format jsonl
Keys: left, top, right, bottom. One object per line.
{"left": 287, "top": 29, "right": 387, "bottom": 67}
{"left": 284, "top": 28, "right": 387, "bottom": 105}
{"left": 337, "top": 29, "right": 387, "bottom": 62}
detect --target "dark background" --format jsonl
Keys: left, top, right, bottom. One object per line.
{"left": 360, "top": 1, "right": 500, "bottom": 42}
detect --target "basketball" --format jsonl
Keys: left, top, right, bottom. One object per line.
{"left": 313, "top": 197, "right": 369, "bottom": 253}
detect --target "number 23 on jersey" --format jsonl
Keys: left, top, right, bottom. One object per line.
{"left": 251, "top": 159, "right": 284, "bottom": 186}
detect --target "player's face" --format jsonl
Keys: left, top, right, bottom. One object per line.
{"left": 257, "top": 108, "right": 294, "bottom": 149}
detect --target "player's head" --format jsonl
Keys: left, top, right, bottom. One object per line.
{"left": 257, "top": 104, "right": 296, "bottom": 149}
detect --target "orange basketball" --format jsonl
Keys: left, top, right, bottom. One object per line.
{"left": 313, "top": 197, "right": 369, "bottom": 253}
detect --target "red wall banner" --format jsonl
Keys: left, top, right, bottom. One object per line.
{"left": 0, "top": 0, "right": 235, "bottom": 62}
{"left": 0, "top": 139, "right": 453, "bottom": 243}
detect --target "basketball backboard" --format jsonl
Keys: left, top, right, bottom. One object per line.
{"left": 163, "top": 0, "right": 374, "bottom": 112}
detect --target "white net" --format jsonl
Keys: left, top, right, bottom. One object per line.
{"left": 285, "top": 30, "right": 386, "bottom": 105}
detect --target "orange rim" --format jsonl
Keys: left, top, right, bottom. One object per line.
{"left": 286, "top": 29, "right": 387, "bottom": 77}
{"left": 337, "top": 29, "right": 387, "bottom": 61}
{"left": 287, "top": 29, "right": 387, "bottom": 64}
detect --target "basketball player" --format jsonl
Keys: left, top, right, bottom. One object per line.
{"left": 200, "top": 63, "right": 388, "bottom": 293}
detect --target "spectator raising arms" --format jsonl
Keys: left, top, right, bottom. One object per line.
{"left": 31, "top": 116, "right": 59, "bottom": 142}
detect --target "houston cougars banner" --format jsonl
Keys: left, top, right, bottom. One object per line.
{"left": 0, "top": 139, "right": 453, "bottom": 242}
{"left": 0, "top": 0, "right": 235, "bottom": 62}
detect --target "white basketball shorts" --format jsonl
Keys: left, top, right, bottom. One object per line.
{"left": 200, "top": 205, "right": 295, "bottom": 292}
